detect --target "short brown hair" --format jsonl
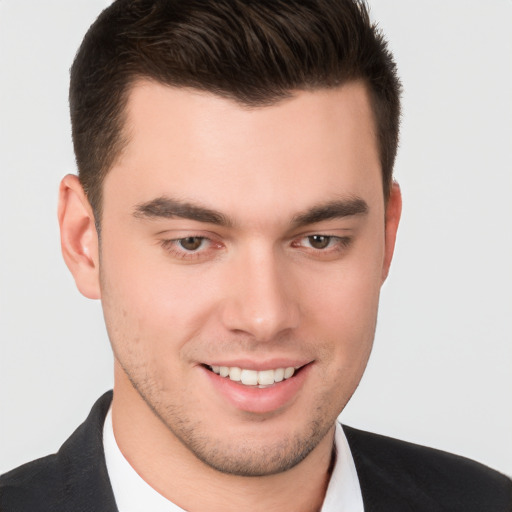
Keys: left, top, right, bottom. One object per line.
{"left": 70, "top": 0, "right": 401, "bottom": 223}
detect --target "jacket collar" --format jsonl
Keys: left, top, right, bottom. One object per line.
{"left": 56, "top": 390, "right": 118, "bottom": 512}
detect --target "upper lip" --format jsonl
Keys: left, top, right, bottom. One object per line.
{"left": 201, "top": 359, "right": 312, "bottom": 371}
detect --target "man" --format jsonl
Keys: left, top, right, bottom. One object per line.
{"left": 1, "top": 0, "right": 511, "bottom": 510}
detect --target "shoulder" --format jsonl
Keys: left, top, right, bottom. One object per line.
{"left": 0, "top": 391, "right": 115, "bottom": 512}
{"left": 0, "top": 454, "right": 66, "bottom": 511}
{"left": 343, "top": 425, "right": 512, "bottom": 511}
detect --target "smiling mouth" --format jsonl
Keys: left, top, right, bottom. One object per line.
{"left": 204, "top": 364, "right": 302, "bottom": 387}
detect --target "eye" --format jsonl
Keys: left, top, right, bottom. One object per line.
{"left": 178, "top": 236, "right": 205, "bottom": 251}
{"left": 160, "top": 235, "right": 223, "bottom": 262}
{"left": 307, "top": 235, "right": 332, "bottom": 250}
{"left": 291, "top": 234, "right": 352, "bottom": 257}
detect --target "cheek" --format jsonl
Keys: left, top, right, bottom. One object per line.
{"left": 312, "top": 272, "right": 380, "bottom": 407}
{"left": 308, "top": 242, "right": 383, "bottom": 330}
{"left": 302, "top": 238, "right": 384, "bottom": 374}
{"left": 98, "top": 236, "right": 221, "bottom": 362}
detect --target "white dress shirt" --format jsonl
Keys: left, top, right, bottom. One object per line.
{"left": 103, "top": 407, "right": 364, "bottom": 512}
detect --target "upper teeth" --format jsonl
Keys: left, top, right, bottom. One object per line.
{"left": 210, "top": 365, "right": 296, "bottom": 386}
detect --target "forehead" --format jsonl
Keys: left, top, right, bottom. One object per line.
{"left": 105, "top": 80, "right": 383, "bottom": 222}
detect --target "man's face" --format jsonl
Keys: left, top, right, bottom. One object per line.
{"left": 97, "top": 81, "right": 398, "bottom": 476}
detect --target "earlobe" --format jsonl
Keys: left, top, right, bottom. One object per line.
{"left": 381, "top": 181, "right": 402, "bottom": 282}
{"left": 58, "top": 174, "right": 101, "bottom": 299}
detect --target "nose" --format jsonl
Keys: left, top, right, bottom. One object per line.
{"left": 219, "top": 244, "right": 300, "bottom": 342}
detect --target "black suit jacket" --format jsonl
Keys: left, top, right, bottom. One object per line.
{"left": 1, "top": 391, "right": 511, "bottom": 511}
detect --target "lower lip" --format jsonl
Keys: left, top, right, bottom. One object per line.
{"left": 200, "top": 364, "right": 311, "bottom": 414}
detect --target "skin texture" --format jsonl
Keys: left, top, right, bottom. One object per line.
{"left": 58, "top": 81, "right": 401, "bottom": 512}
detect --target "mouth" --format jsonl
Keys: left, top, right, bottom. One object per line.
{"left": 201, "top": 361, "right": 312, "bottom": 413}
{"left": 203, "top": 364, "right": 304, "bottom": 388}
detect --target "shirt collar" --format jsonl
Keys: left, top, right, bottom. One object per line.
{"left": 103, "top": 407, "right": 363, "bottom": 511}
{"left": 321, "top": 421, "right": 364, "bottom": 512}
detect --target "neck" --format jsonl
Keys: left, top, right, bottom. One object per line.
{"left": 111, "top": 376, "right": 335, "bottom": 512}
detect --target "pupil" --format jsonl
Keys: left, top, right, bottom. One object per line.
{"left": 309, "top": 235, "right": 330, "bottom": 249}
{"left": 180, "top": 237, "right": 202, "bottom": 251}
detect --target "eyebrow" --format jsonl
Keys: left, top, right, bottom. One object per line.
{"left": 133, "top": 196, "right": 368, "bottom": 228}
{"left": 133, "top": 197, "right": 233, "bottom": 226}
{"left": 291, "top": 197, "right": 368, "bottom": 228}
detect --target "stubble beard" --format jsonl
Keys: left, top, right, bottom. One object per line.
{"left": 122, "top": 364, "right": 338, "bottom": 477}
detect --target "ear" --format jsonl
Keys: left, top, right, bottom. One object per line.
{"left": 58, "top": 174, "right": 101, "bottom": 299}
{"left": 381, "top": 181, "right": 402, "bottom": 282}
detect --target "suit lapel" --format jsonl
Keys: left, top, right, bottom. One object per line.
{"left": 56, "top": 391, "right": 118, "bottom": 512}
{"left": 343, "top": 425, "right": 443, "bottom": 512}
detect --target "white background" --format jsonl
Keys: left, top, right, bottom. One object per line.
{"left": 1, "top": 1, "right": 511, "bottom": 476}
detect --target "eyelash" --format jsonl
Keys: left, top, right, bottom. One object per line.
{"left": 291, "top": 235, "right": 352, "bottom": 252}
{"left": 159, "top": 234, "right": 352, "bottom": 261}
{"left": 160, "top": 237, "right": 220, "bottom": 261}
